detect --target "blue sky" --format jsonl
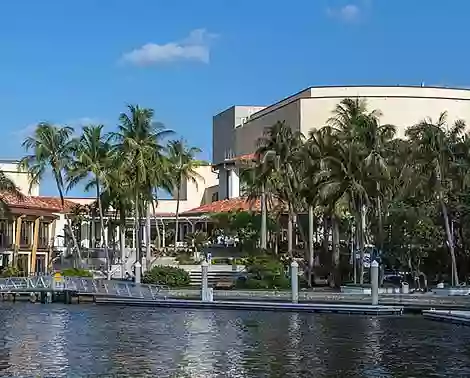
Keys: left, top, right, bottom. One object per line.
{"left": 1, "top": 0, "right": 469, "bottom": 196}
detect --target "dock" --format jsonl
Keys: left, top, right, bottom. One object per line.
{"left": 95, "top": 297, "right": 404, "bottom": 315}
{"left": 422, "top": 310, "right": 470, "bottom": 325}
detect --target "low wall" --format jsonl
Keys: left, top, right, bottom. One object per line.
{"left": 341, "top": 286, "right": 402, "bottom": 295}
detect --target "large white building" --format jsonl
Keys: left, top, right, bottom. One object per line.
{"left": 212, "top": 85, "right": 470, "bottom": 201}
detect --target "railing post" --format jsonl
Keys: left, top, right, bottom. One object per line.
{"left": 135, "top": 262, "right": 141, "bottom": 284}
{"left": 291, "top": 260, "right": 299, "bottom": 304}
{"left": 371, "top": 260, "right": 379, "bottom": 305}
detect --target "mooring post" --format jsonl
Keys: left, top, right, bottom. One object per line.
{"left": 141, "top": 256, "right": 147, "bottom": 274}
{"left": 201, "top": 261, "right": 209, "bottom": 301}
{"left": 291, "top": 260, "right": 299, "bottom": 304}
{"left": 371, "top": 260, "right": 379, "bottom": 305}
{"left": 135, "top": 261, "right": 142, "bottom": 284}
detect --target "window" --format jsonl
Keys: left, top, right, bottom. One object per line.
{"left": 211, "top": 192, "right": 218, "bottom": 203}
{"left": 0, "top": 220, "right": 13, "bottom": 248}
{"left": 20, "top": 220, "right": 33, "bottom": 247}
{"left": 38, "top": 222, "right": 50, "bottom": 248}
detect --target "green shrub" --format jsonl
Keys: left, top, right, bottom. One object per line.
{"left": 211, "top": 258, "right": 230, "bottom": 265}
{"left": 142, "top": 266, "right": 190, "bottom": 287}
{"left": 236, "top": 255, "right": 290, "bottom": 289}
{"left": 61, "top": 268, "right": 93, "bottom": 277}
{"left": 175, "top": 253, "right": 196, "bottom": 265}
{"left": 0, "top": 266, "right": 21, "bottom": 277}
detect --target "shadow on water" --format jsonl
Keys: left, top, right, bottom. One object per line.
{"left": 0, "top": 302, "right": 469, "bottom": 377}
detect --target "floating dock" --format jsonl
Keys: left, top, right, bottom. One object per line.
{"left": 95, "top": 297, "right": 404, "bottom": 315}
{"left": 422, "top": 310, "right": 470, "bottom": 325}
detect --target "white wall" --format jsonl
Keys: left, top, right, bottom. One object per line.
{"left": 0, "top": 160, "right": 39, "bottom": 196}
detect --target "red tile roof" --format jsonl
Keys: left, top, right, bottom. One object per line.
{"left": 34, "top": 196, "right": 78, "bottom": 212}
{"left": 0, "top": 193, "right": 80, "bottom": 213}
{"left": 183, "top": 197, "right": 261, "bottom": 215}
{"left": 224, "top": 153, "right": 258, "bottom": 163}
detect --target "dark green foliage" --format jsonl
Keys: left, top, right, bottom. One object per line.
{"left": 0, "top": 266, "right": 21, "bottom": 278}
{"left": 61, "top": 268, "right": 93, "bottom": 277}
{"left": 237, "top": 256, "right": 290, "bottom": 289}
{"left": 142, "top": 266, "right": 190, "bottom": 287}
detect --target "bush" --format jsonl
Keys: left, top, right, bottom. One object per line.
{"left": 142, "top": 266, "right": 190, "bottom": 287}
{"left": 211, "top": 258, "right": 230, "bottom": 265}
{"left": 236, "top": 256, "right": 290, "bottom": 289}
{"left": 0, "top": 266, "right": 21, "bottom": 277}
{"left": 61, "top": 268, "right": 93, "bottom": 277}
{"left": 175, "top": 253, "right": 196, "bottom": 265}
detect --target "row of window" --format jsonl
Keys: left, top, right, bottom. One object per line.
{"left": 0, "top": 220, "right": 50, "bottom": 249}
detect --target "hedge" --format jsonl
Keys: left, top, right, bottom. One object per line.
{"left": 142, "top": 266, "right": 190, "bottom": 287}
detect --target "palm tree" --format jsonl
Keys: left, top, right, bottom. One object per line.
{"left": 111, "top": 105, "right": 172, "bottom": 267}
{"left": 67, "top": 125, "right": 112, "bottom": 273}
{"left": 20, "top": 123, "right": 82, "bottom": 264}
{"left": 325, "top": 98, "right": 383, "bottom": 284}
{"left": 255, "top": 121, "right": 305, "bottom": 256}
{"left": 167, "top": 139, "right": 205, "bottom": 252}
{"left": 405, "top": 112, "right": 464, "bottom": 286}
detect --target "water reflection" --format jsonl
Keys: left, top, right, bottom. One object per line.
{"left": 0, "top": 303, "right": 468, "bottom": 377}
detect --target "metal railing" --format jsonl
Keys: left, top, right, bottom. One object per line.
{"left": 0, "top": 276, "right": 169, "bottom": 300}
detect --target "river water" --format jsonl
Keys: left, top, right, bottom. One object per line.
{"left": 0, "top": 303, "right": 468, "bottom": 377}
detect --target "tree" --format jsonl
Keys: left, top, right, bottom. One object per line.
{"left": 67, "top": 125, "right": 112, "bottom": 273}
{"left": 255, "top": 121, "right": 305, "bottom": 256}
{"left": 111, "top": 105, "right": 172, "bottom": 266}
{"left": 167, "top": 139, "right": 205, "bottom": 252}
{"left": 405, "top": 112, "right": 465, "bottom": 285}
{"left": 20, "top": 123, "right": 82, "bottom": 264}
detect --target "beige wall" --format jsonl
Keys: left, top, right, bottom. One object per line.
{"left": 0, "top": 160, "right": 39, "bottom": 196}
{"left": 153, "top": 165, "right": 218, "bottom": 215}
{"left": 232, "top": 86, "right": 470, "bottom": 154}
{"left": 299, "top": 86, "right": 470, "bottom": 137}
{"left": 235, "top": 100, "right": 302, "bottom": 156}
{"left": 213, "top": 106, "right": 265, "bottom": 165}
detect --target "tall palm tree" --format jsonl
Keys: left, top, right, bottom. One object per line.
{"left": 67, "top": 125, "right": 112, "bottom": 273}
{"left": 405, "top": 112, "right": 465, "bottom": 285}
{"left": 255, "top": 121, "right": 305, "bottom": 256}
{"left": 167, "top": 139, "right": 205, "bottom": 252}
{"left": 325, "top": 98, "right": 383, "bottom": 283}
{"left": 111, "top": 105, "right": 172, "bottom": 266}
{"left": 20, "top": 123, "right": 82, "bottom": 263}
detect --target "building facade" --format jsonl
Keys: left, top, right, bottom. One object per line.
{"left": 213, "top": 85, "right": 470, "bottom": 201}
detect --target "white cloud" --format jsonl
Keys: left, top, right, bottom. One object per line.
{"left": 12, "top": 117, "right": 102, "bottom": 140}
{"left": 327, "top": 2, "right": 369, "bottom": 23}
{"left": 121, "top": 28, "right": 218, "bottom": 66}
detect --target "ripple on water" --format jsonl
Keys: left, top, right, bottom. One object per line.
{"left": 0, "top": 303, "right": 468, "bottom": 377}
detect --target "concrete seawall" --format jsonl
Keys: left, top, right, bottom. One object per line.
{"left": 163, "top": 289, "right": 470, "bottom": 311}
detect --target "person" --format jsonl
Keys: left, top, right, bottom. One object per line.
{"left": 125, "top": 271, "right": 132, "bottom": 281}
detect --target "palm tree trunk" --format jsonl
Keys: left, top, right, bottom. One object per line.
{"left": 331, "top": 214, "right": 340, "bottom": 288}
{"left": 174, "top": 187, "right": 181, "bottom": 253}
{"left": 377, "top": 183, "right": 384, "bottom": 254}
{"left": 151, "top": 199, "right": 161, "bottom": 250}
{"left": 145, "top": 208, "right": 151, "bottom": 261}
{"left": 440, "top": 198, "right": 459, "bottom": 286}
{"left": 134, "top": 192, "right": 140, "bottom": 264}
{"left": 359, "top": 204, "right": 366, "bottom": 285}
{"left": 287, "top": 208, "right": 293, "bottom": 257}
{"left": 95, "top": 180, "right": 109, "bottom": 276}
{"left": 54, "top": 171, "right": 81, "bottom": 265}
{"left": 119, "top": 206, "right": 126, "bottom": 278}
{"left": 308, "top": 205, "right": 314, "bottom": 287}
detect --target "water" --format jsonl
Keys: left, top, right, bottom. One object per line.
{"left": 0, "top": 303, "right": 469, "bottom": 377}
